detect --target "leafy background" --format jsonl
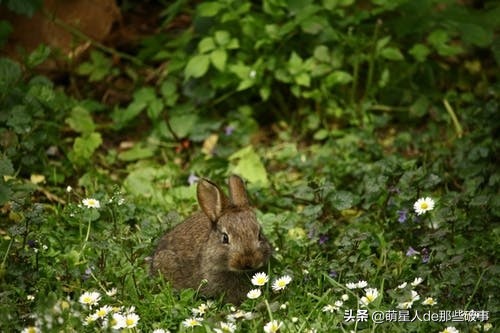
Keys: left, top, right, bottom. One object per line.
{"left": 0, "top": 0, "right": 499, "bottom": 332}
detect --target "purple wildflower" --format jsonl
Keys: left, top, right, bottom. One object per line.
{"left": 187, "top": 173, "right": 199, "bottom": 186}
{"left": 421, "top": 248, "right": 430, "bottom": 263}
{"left": 397, "top": 209, "right": 408, "bottom": 223}
{"left": 406, "top": 246, "right": 420, "bottom": 257}
{"left": 224, "top": 125, "right": 235, "bottom": 136}
{"left": 318, "top": 234, "right": 329, "bottom": 245}
{"left": 329, "top": 270, "right": 338, "bottom": 278}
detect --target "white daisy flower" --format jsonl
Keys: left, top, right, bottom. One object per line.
{"left": 105, "top": 288, "right": 117, "bottom": 297}
{"left": 357, "top": 280, "right": 368, "bottom": 288}
{"left": 397, "top": 282, "right": 407, "bottom": 289}
{"left": 413, "top": 197, "right": 435, "bottom": 215}
{"left": 251, "top": 272, "right": 269, "bottom": 286}
{"left": 123, "top": 313, "right": 140, "bottom": 328}
{"left": 111, "top": 313, "right": 126, "bottom": 330}
{"left": 214, "top": 321, "right": 236, "bottom": 333}
{"left": 410, "top": 290, "right": 420, "bottom": 302}
{"left": 341, "top": 294, "right": 349, "bottom": 301}
{"left": 440, "top": 326, "right": 459, "bottom": 333}
{"left": 422, "top": 297, "right": 437, "bottom": 306}
{"left": 247, "top": 289, "right": 262, "bottom": 299}
{"left": 21, "top": 327, "right": 40, "bottom": 333}
{"left": 152, "top": 329, "right": 170, "bottom": 333}
{"left": 264, "top": 320, "right": 283, "bottom": 333}
{"left": 94, "top": 305, "right": 113, "bottom": 319}
{"left": 182, "top": 317, "right": 203, "bottom": 328}
{"left": 272, "top": 275, "right": 292, "bottom": 291}
{"left": 397, "top": 301, "right": 413, "bottom": 309}
{"left": 322, "top": 304, "right": 336, "bottom": 313}
{"left": 82, "top": 198, "right": 101, "bottom": 209}
{"left": 411, "top": 277, "right": 423, "bottom": 286}
{"left": 79, "top": 291, "right": 101, "bottom": 307}
{"left": 360, "top": 288, "right": 379, "bottom": 306}
{"left": 346, "top": 282, "right": 358, "bottom": 289}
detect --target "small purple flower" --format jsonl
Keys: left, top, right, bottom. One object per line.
{"left": 318, "top": 234, "right": 329, "bottom": 245}
{"left": 187, "top": 173, "right": 199, "bottom": 186}
{"left": 83, "top": 267, "right": 93, "bottom": 281}
{"left": 397, "top": 209, "right": 408, "bottom": 223}
{"left": 224, "top": 125, "right": 235, "bottom": 136}
{"left": 406, "top": 246, "right": 420, "bottom": 257}
{"left": 421, "top": 248, "right": 430, "bottom": 263}
{"left": 329, "top": 270, "right": 338, "bottom": 278}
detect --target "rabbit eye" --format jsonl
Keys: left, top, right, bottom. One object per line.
{"left": 221, "top": 232, "right": 229, "bottom": 244}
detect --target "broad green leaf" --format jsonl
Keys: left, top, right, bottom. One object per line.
{"left": 459, "top": 23, "right": 492, "bottom": 47}
{"left": 0, "top": 182, "right": 12, "bottom": 205}
{"left": 134, "top": 87, "right": 156, "bottom": 103}
{"left": 169, "top": 114, "right": 199, "bottom": 138}
{"left": 380, "top": 47, "right": 404, "bottom": 61}
{"left": 409, "top": 43, "right": 431, "bottom": 62}
{"left": 328, "top": 190, "right": 355, "bottom": 210}
{"left": 295, "top": 72, "right": 311, "bottom": 87}
{"left": 313, "top": 45, "right": 330, "bottom": 62}
{"left": 210, "top": 49, "right": 228, "bottom": 71}
{"left": 0, "top": 156, "right": 14, "bottom": 176}
{"left": 229, "top": 146, "right": 269, "bottom": 187}
{"left": 198, "top": 37, "right": 216, "bottom": 53}
{"left": 118, "top": 144, "right": 156, "bottom": 161}
{"left": 65, "top": 106, "right": 95, "bottom": 134}
{"left": 237, "top": 79, "right": 255, "bottom": 91}
{"left": 313, "top": 129, "right": 329, "bottom": 140}
{"left": 26, "top": 44, "right": 51, "bottom": 68}
{"left": 197, "top": 2, "right": 223, "bottom": 16}
{"left": 376, "top": 36, "right": 391, "bottom": 52}
{"left": 0, "top": 57, "right": 21, "bottom": 86}
{"left": 147, "top": 98, "right": 164, "bottom": 120}
{"left": 325, "top": 70, "right": 353, "bottom": 86}
{"left": 69, "top": 132, "right": 102, "bottom": 166}
{"left": 214, "top": 30, "right": 231, "bottom": 46}
{"left": 184, "top": 54, "right": 210, "bottom": 78}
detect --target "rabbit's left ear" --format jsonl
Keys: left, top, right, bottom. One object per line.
{"left": 228, "top": 175, "right": 249, "bottom": 206}
{"left": 197, "top": 178, "right": 229, "bottom": 222}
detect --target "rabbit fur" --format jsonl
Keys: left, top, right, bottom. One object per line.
{"left": 151, "top": 175, "right": 272, "bottom": 304}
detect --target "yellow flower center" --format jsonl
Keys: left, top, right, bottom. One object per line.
{"left": 421, "top": 203, "right": 428, "bottom": 209}
{"left": 126, "top": 318, "right": 135, "bottom": 326}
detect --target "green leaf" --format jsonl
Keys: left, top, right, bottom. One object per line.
{"left": 147, "top": 98, "right": 164, "bottom": 120}
{"left": 295, "top": 72, "right": 311, "bottom": 87}
{"left": 379, "top": 47, "right": 404, "bottom": 61}
{"left": 118, "top": 144, "right": 156, "bottom": 161}
{"left": 210, "top": 49, "right": 227, "bottom": 71}
{"left": 169, "top": 114, "right": 199, "bottom": 138}
{"left": 68, "top": 132, "right": 102, "bottom": 166}
{"left": 325, "top": 70, "right": 353, "bottom": 86}
{"left": 409, "top": 43, "right": 431, "bottom": 62}
{"left": 229, "top": 146, "right": 269, "bottom": 187}
{"left": 65, "top": 106, "right": 95, "bottom": 134}
{"left": 198, "top": 37, "right": 216, "bottom": 53}
{"left": 313, "top": 45, "right": 330, "bottom": 62}
{"left": 459, "top": 23, "right": 492, "bottom": 48}
{"left": 0, "top": 57, "right": 21, "bottom": 87}
{"left": 0, "top": 181, "right": 12, "bottom": 205}
{"left": 214, "top": 30, "right": 231, "bottom": 46}
{"left": 0, "top": 156, "right": 14, "bottom": 176}
{"left": 26, "top": 44, "right": 51, "bottom": 68}
{"left": 197, "top": 2, "right": 223, "bottom": 16}
{"left": 184, "top": 54, "right": 210, "bottom": 78}
{"left": 328, "top": 190, "right": 355, "bottom": 210}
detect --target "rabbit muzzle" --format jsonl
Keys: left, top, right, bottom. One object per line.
{"left": 228, "top": 250, "right": 268, "bottom": 272}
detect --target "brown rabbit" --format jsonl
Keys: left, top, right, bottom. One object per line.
{"left": 151, "top": 175, "right": 272, "bottom": 304}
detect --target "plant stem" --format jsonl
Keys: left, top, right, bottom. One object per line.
{"left": 81, "top": 218, "right": 92, "bottom": 254}
{"left": 443, "top": 99, "right": 463, "bottom": 138}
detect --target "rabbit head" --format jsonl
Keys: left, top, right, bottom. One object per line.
{"left": 198, "top": 175, "right": 272, "bottom": 274}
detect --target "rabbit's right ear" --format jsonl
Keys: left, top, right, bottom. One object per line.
{"left": 197, "top": 179, "right": 229, "bottom": 222}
